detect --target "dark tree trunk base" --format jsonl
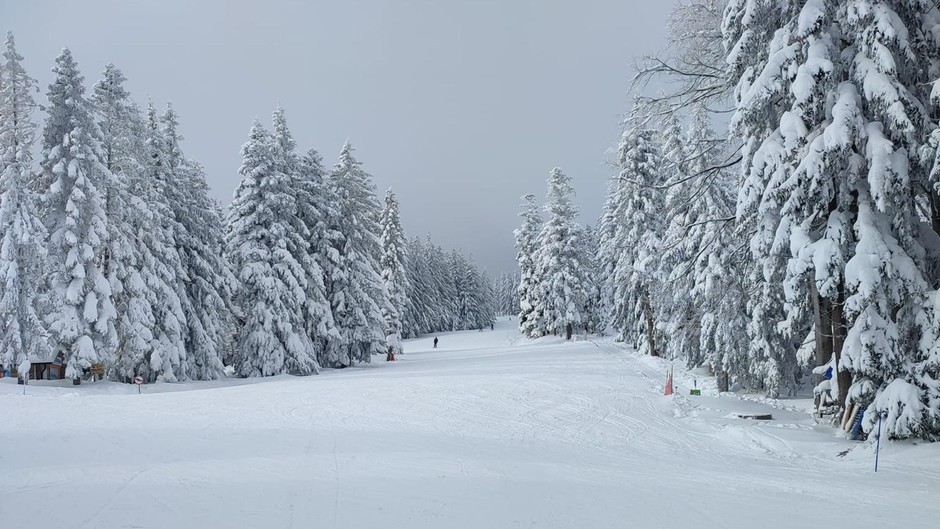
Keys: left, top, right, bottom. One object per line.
{"left": 717, "top": 370, "right": 729, "bottom": 393}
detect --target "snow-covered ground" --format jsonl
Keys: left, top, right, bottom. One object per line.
{"left": 1, "top": 317, "right": 937, "bottom": 528}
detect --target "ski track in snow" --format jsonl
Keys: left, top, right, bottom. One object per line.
{"left": 1, "top": 317, "right": 937, "bottom": 528}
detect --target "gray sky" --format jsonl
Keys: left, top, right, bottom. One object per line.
{"left": 2, "top": 0, "right": 677, "bottom": 275}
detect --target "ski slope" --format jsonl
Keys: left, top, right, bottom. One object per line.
{"left": 1, "top": 317, "right": 937, "bottom": 528}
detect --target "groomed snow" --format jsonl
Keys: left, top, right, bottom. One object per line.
{"left": 2, "top": 317, "right": 937, "bottom": 528}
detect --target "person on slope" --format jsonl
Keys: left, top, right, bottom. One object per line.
{"left": 433, "top": 337, "right": 439, "bottom": 348}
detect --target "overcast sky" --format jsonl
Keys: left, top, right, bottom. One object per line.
{"left": 2, "top": 0, "right": 677, "bottom": 274}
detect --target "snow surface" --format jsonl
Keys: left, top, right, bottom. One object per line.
{"left": 2, "top": 317, "right": 937, "bottom": 528}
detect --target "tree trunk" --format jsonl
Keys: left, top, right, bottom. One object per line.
{"left": 832, "top": 282, "right": 850, "bottom": 407}
{"left": 717, "top": 370, "right": 729, "bottom": 393}
{"left": 643, "top": 289, "right": 658, "bottom": 357}
{"left": 810, "top": 279, "right": 833, "bottom": 377}
{"left": 565, "top": 323, "right": 572, "bottom": 340}
{"left": 811, "top": 279, "right": 834, "bottom": 410}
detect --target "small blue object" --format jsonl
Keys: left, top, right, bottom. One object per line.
{"left": 824, "top": 367, "right": 833, "bottom": 380}
{"left": 850, "top": 409, "right": 865, "bottom": 440}
{"left": 3, "top": 369, "right": 10, "bottom": 378}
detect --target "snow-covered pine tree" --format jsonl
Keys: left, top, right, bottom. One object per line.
{"left": 844, "top": 191, "right": 926, "bottom": 437}
{"left": 380, "top": 188, "right": 408, "bottom": 359}
{"left": 176, "top": 160, "right": 232, "bottom": 379}
{"left": 160, "top": 104, "right": 236, "bottom": 380}
{"left": 226, "top": 120, "right": 317, "bottom": 376}
{"left": 38, "top": 48, "right": 117, "bottom": 381}
{"left": 596, "top": 176, "right": 621, "bottom": 331}
{"left": 535, "top": 168, "right": 588, "bottom": 339}
{"left": 655, "top": 110, "right": 700, "bottom": 364}
{"left": 437, "top": 241, "right": 460, "bottom": 331}
{"left": 914, "top": 288, "right": 940, "bottom": 439}
{"left": 609, "top": 122, "right": 665, "bottom": 355}
{"left": 0, "top": 32, "right": 50, "bottom": 371}
{"left": 270, "top": 107, "right": 334, "bottom": 366}
{"left": 422, "top": 237, "right": 445, "bottom": 332}
{"left": 400, "top": 240, "right": 419, "bottom": 338}
{"left": 679, "top": 104, "right": 749, "bottom": 390}
{"left": 422, "top": 237, "right": 451, "bottom": 332}
{"left": 474, "top": 277, "right": 491, "bottom": 329}
{"left": 917, "top": 50, "right": 940, "bottom": 437}
{"left": 160, "top": 104, "right": 231, "bottom": 380}
{"left": 578, "top": 223, "right": 602, "bottom": 334}
{"left": 432, "top": 243, "right": 451, "bottom": 331}
{"left": 514, "top": 194, "right": 542, "bottom": 337}
{"left": 449, "top": 249, "right": 472, "bottom": 330}
{"left": 295, "top": 146, "right": 339, "bottom": 354}
{"left": 91, "top": 67, "right": 171, "bottom": 382}
{"left": 132, "top": 103, "right": 189, "bottom": 381}
{"left": 322, "top": 140, "right": 386, "bottom": 367}
{"left": 494, "top": 272, "right": 519, "bottom": 317}
{"left": 432, "top": 241, "right": 452, "bottom": 331}
{"left": 466, "top": 261, "right": 496, "bottom": 329}
{"left": 724, "top": 0, "right": 937, "bottom": 426}
{"left": 401, "top": 236, "right": 432, "bottom": 338}
{"left": 842, "top": 1, "right": 934, "bottom": 434}
{"left": 723, "top": 0, "right": 818, "bottom": 398}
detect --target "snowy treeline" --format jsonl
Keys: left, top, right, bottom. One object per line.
{"left": 595, "top": 101, "right": 747, "bottom": 390}
{"left": 226, "top": 117, "right": 408, "bottom": 371}
{"left": 0, "top": 37, "right": 495, "bottom": 381}
{"left": 400, "top": 236, "right": 496, "bottom": 338}
{"left": 512, "top": 0, "right": 940, "bottom": 440}
{"left": 595, "top": 0, "right": 940, "bottom": 440}
{"left": 493, "top": 272, "right": 519, "bottom": 317}
{"left": 515, "top": 169, "right": 601, "bottom": 340}
{"left": 226, "top": 112, "right": 497, "bottom": 367}
{"left": 0, "top": 38, "right": 232, "bottom": 382}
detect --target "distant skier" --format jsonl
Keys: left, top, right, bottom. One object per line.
{"left": 490, "top": 322, "right": 494, "bottom": 331}
{"left": 433, "top": 337, "right": 439, "bottom": 348}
